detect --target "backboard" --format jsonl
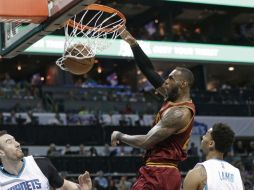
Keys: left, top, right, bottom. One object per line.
{"left": 0, "top": 0, "right": 96, "bottom": 59}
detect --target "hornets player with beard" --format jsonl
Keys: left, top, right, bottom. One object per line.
{"left": 0, "top": 130, "right": 91, "bottom": 190}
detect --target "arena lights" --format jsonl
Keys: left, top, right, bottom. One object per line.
{"left": 164, "top": 0, "right": 254, "bottom": 8}
{"left": 17, "top": 65, "right": 22, "bottom": 71}
{"left": 228, "top": 66, "right": 235, "bottom": 71}
{"left": 25, "top": 35, "right": 254, "bottom": 64}
{"left": 97, "top": 65, "right": 102, "bottom": 74}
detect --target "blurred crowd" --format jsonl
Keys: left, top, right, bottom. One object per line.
{"left": 128, "top": 20, "right": 254, "bottom": 46}
{"left": 1, "top": 72, "right": 254, "bottom": 125}
{"left": 46, "top": 144, "right": 143, "bottom": 157}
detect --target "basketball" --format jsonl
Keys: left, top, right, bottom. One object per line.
{"left": 63, "top": 44, "right": 95, "bottom": 75}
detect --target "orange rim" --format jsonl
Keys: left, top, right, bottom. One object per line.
{"left": 67, "top": 4, "right": 126, "bottom": 33}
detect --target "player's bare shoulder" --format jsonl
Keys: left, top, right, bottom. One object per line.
{"left": 160, "top": 106, "right": 193, "bottom": 130}
{"left": 185, "top": 165, "right": 207, "bottom": 190}
{"left": 195, "top": 165, "right": 207, "bottom": 190}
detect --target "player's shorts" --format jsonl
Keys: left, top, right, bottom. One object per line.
{"left": 132, "top": 163, "right": 181, "bottom": 190}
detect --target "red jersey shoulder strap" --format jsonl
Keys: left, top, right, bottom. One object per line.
{"left": 154, "top": 100, "right": 195, "bottom": 125}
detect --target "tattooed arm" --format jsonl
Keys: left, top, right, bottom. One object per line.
{"left": 111, "top": 106, "right": 192, "bottom": 149}
{"left": 183, "top": 165, "right": 207, "bottom": 190}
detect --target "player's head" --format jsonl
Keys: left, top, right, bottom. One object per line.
{"left": 0, "top": 130, "right": 24, "bottom": 162}
{"left": 163, "top": 67, "right": 194, "bottom": 101}
{"left": 201, "top": 123, "right": 235, "bottom": 155}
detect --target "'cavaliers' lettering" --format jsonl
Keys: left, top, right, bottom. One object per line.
{"left": 8, "top": 179, "right": 41, "bottom": 190}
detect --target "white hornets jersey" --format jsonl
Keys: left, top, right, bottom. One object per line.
{"left": 197, "top": 159, "right": 243, "bottom": 190}
{"left": 0, "top": 156, "right": 49, "bottom": 190}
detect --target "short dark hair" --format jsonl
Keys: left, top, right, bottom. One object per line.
{"left": 211, "top": 123, "right": 235, "bottom": 153}
{"left": 175, "top": 67, "right": 194, "bottom": 87}
{"left": 0, "top": 130, "right": 7, "bottom": 137}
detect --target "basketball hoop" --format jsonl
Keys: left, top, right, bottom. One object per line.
{"left": 56, "top": 4, "right": 126, "bottom": 71}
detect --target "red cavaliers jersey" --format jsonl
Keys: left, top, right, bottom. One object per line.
{"left": 145, "top": 100, "right": 195, "bottom": 165}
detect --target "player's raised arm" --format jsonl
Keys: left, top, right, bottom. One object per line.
{"left": 120, "top": 29, "right": 166, "bottom": 97}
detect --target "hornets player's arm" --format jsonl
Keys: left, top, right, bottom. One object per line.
{"left": 35, "top": 157, "right": 92, "bottom": 190}
{"left": 183, "top": 165, "right": 207, "bottom": 190}
{"left": 111, "top": 106, "right": 192, "bottom": 149}
{"left": 58, "top": 172, "right": 92, "bottom": 190}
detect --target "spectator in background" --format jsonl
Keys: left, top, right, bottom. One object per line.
{"left": 12, "top": 102, "right": 23, "bottom": 112}
{"left": 79, "top": 144, "right": 88, "bottom": 156}
{"left": 24, "top": 111, "right": 38, "bottom": 125}
{"left": 6, "top": 110, "right": 17, "bottom": 125}
{"left": 16, "top": 114, "right": 26, "bottom": 125}
{"left": 131, "top": 147, "right": 142, "bottom": 156}
{"left": 121, "top": 104, "right": 133, "bottom": 114}
{"left": 67, "top": 113, "right": 81, "bottom": 126}
{"left": 89, "top": 146, "right": 98, "bottom": 157}
{"left": 118, "top": 176, "right": 132, "bottom": 190}
{"left": 48, "top": 113, "right": 64, "bottom": 125}
{"left": 31, "top": 73, "right": 43, "bottom": 86}
{"left": 94, "top": 170, "right": 108, "bottom": 190}
{"left": 135, "top": 114, "right": 145, "bottom": 127}
{"left": 33, "top": 101, "right": 45, "bottom": 112}
{"left": 12, "top": 84, "right": 22, "bottom": 99}
{"left": 234, "top": 160, "right": 252, "bottom": 189}
{"left": 118, "top": 146, "right": 127, "bottom": 156}
{"left": 63, "top": 144, "right": 73, "bottom": 155}
{"left": 102, "top": 144, "right": 111, "bottom": 156}
{"left": 119, "top": 114, "right": 128, "bottom": 127}
{"left": 247, "top": 141, "right": 254, "bottom": 156}
{"left": 108, "top": 177, "right": 118, "bottom": 190}
{"left": 47, "top": 143, "right": 60, "bottom": 156}
{"left": 78, "top": 106, "right": 89, "bottom": 116}
{"left": 68, "top": 90, "right": 77, "bottom": 101}
{"left": 187, "top": 142, "right": 198, "bottom": 156}
{"left": 2, "top": 73, "right": 15, "bottom": 86}
{"left": 234, "top": 140, "right": 247, "bottom": 155}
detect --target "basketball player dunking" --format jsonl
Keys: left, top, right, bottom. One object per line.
{"left": 0, "top": 130, "right": 92, "bottom": 190}
{"left": 111, "top": 28, "right": 196, "bottom": 190}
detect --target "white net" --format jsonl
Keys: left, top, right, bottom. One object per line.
{"left": 56, "top": 6, "right": 126, "bottom": 71}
